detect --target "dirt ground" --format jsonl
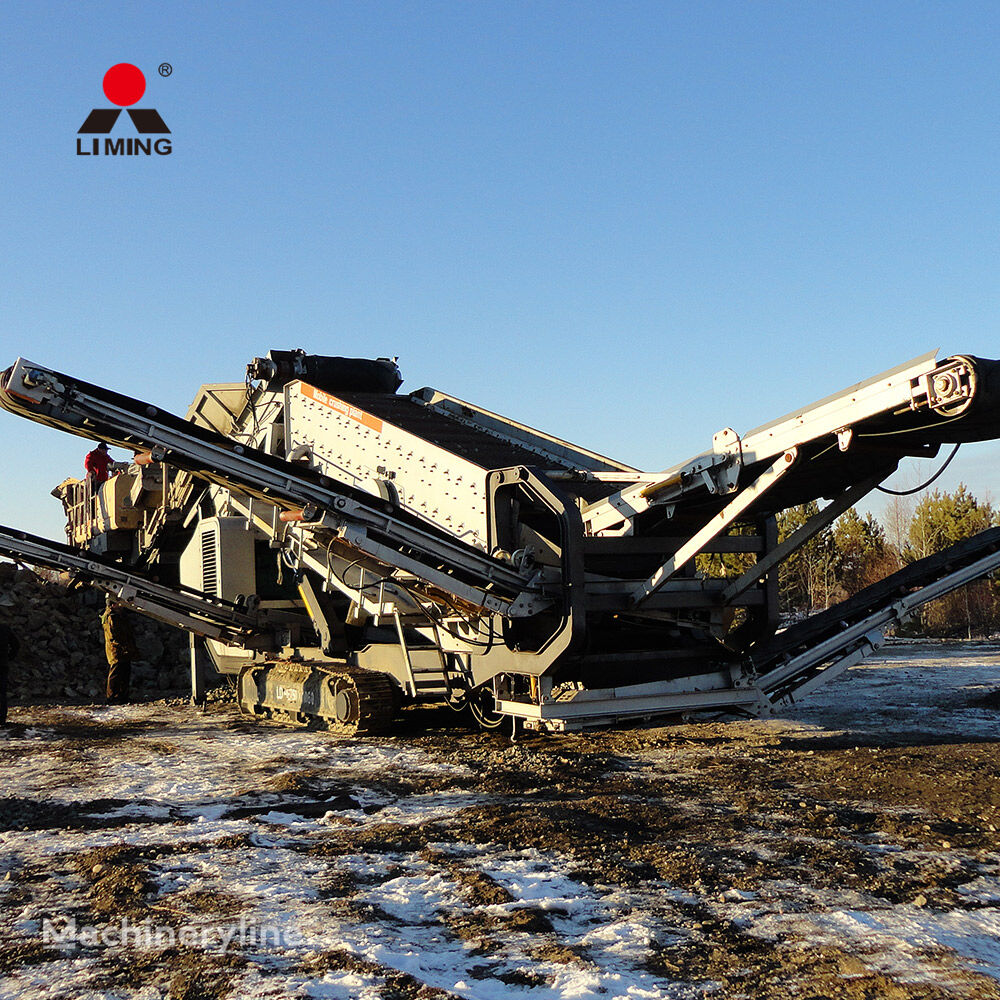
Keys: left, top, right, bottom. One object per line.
{"left": 1, "top": 641, "right": 999, "bottom": 999}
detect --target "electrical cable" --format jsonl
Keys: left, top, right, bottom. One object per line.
{"left": 389, "top": 577, "right": 498, "bottom": 650}
{"left": 857, "top": 413, "right": 966, "bottom": 438}
{"left": 875, "top": 443, "right": 961, "bottom": 497}
{"left": 469, "top": 695, "right": 506, "bottom": 728}
{"left": 326, "top": 557, "right": 499, "bottom": 648}
{"left": 316, "top": 556, "right": 502, "bottom": 714}
{"left": 316, "top": 554, "right": 505, "bottom": 722}
{"left": 244, "top": 374, "right": 260, "bottom": 438}
{"left": 649, "top": 412, "right": 969, "bottom": 519}
{"left": 809, "top": 440, "right": 839, "bottom": 463}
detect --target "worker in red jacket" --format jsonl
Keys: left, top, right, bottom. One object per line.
{"left": 84, "top": 442, "right": 113, "bottom": 483}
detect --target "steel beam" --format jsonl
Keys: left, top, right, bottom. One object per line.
{"left": 630, "top": 449, "right": 798, "bottom": 607}
{"left": 721, "top": 475, "right": 881, "bottom": 603}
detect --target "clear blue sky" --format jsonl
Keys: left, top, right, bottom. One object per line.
{"left": 2, "top": 0, "right": 998, "bottom": 540}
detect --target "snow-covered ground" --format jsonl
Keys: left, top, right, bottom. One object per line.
{"left": 1, "top": 642, "right": 999, "bottom": 999}
{"left": 782, "top": 640, "right": 1000, "bottom": 740}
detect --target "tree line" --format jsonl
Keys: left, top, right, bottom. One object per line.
{"left": 776, "top": 484, "right": 999, "bottom": 637}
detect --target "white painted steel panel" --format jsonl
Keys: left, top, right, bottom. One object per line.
{"left": 285, "top": 382, "right": 491, "bottom": 551}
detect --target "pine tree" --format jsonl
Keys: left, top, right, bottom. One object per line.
{"left": 902, "top": 485, "right": 999, "bottom": 636}
{"left": 777, "top": 502, "right": 837, "bottom": 613}
{"left": 832, "top": 508, "right": 895, "bottom": 598}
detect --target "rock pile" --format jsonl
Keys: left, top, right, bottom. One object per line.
{"left": 0, "top": 562, "right": 189, "bottom": 703}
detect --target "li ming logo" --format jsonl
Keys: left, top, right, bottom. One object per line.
{"left": 77, "top": 63, "right": 172, "bottom": 157}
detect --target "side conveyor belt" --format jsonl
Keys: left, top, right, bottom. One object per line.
{"left": 0, "top": 523, "right": 276, "bottom": 645}
{"left": 750, "top": 526, "right": 1000, "bottom": 703}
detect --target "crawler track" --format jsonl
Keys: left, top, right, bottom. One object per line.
{"left": 239, "top": 660, "right": 399, "bottom": 736}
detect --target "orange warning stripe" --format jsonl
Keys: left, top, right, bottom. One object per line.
{"left": 300, "top": 383, "right": 383, "bottom": 433}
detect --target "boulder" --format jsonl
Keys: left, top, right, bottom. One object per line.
{"left": 0, "top": 565, "right": 188, "bottom": 704}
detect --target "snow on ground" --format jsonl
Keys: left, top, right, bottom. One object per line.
{"left": 781, "top": 640, "right": 1000, "bottom": 739}
{"left": 751, "top": 903, "right": 1000, "bottom": 984}
{"left": 742, "top": 641, "right": 1000, "bottom": 985}
{"left": 2, "top": 707, "right": 694, "bottom": 998}
{"left": 1, "top": 642, "right": 999, "bottom": 998}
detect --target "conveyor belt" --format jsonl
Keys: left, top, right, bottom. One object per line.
{"left": 0, "top": 523, "right": 265, "bottom": 642}
{"left": 749, "top": 526, "right": 1000, "bottom": 698}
